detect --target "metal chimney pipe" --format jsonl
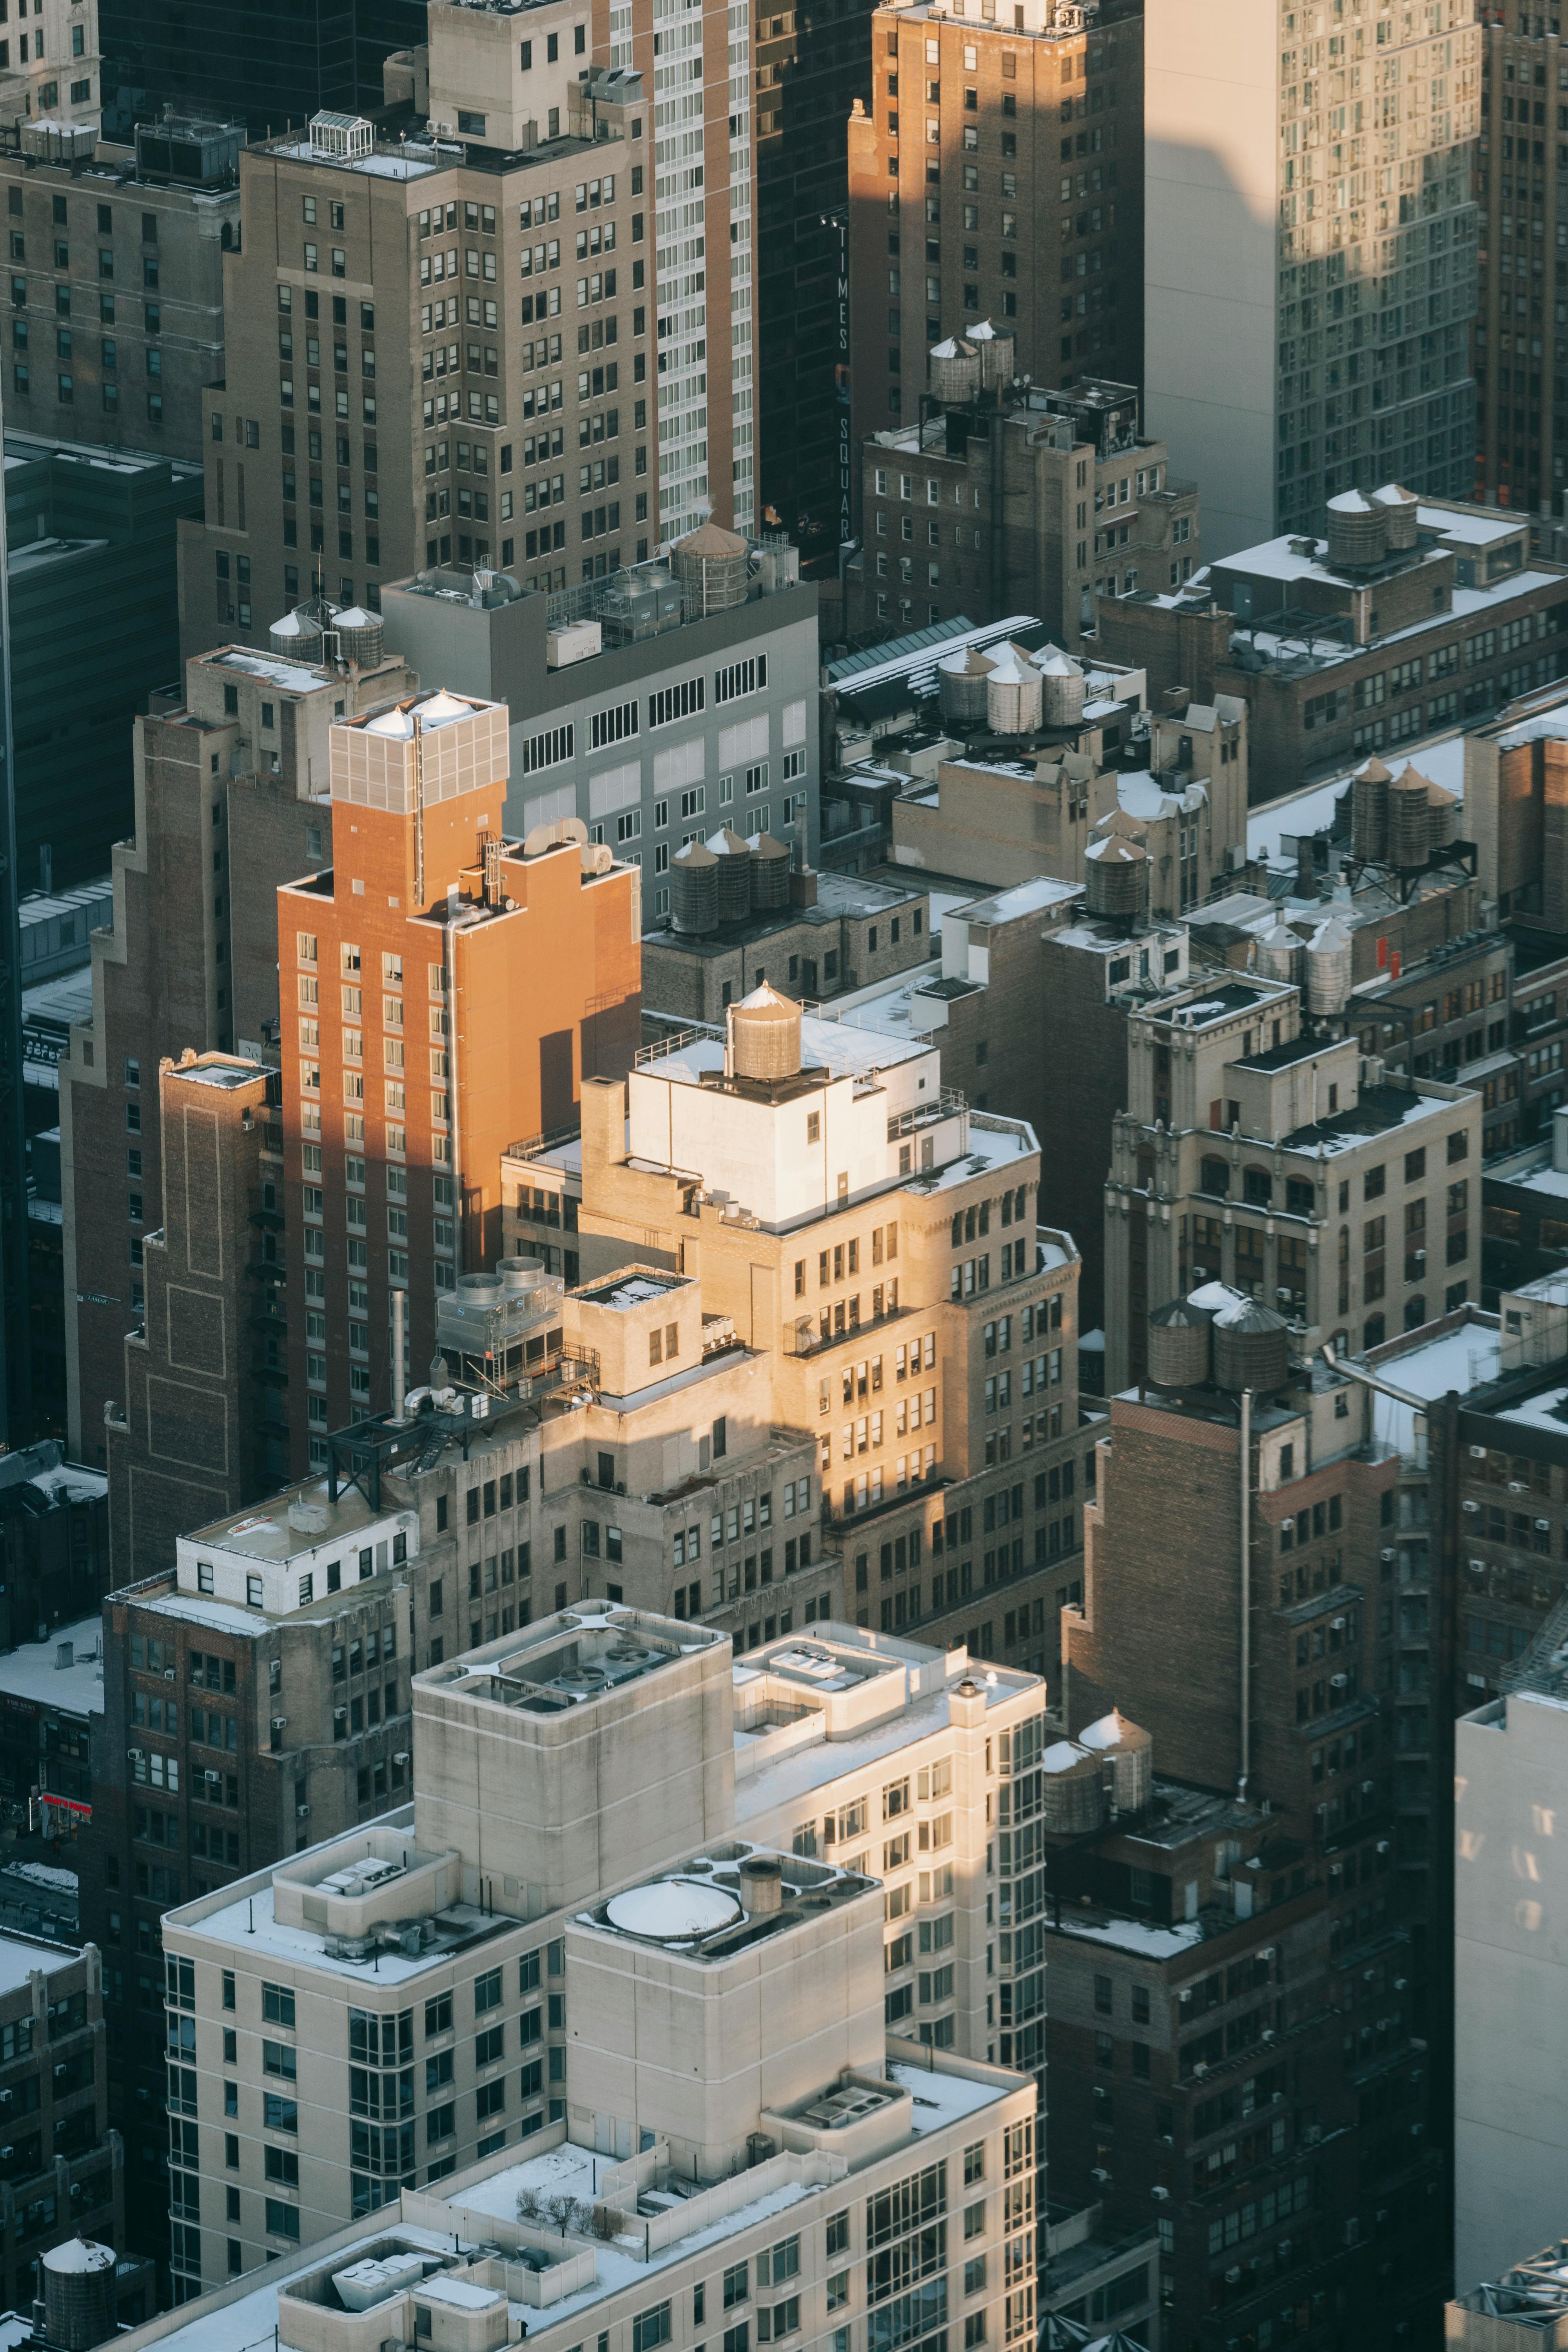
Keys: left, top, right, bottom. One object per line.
{"left": 392, "top": 1287, "right": 406, "bottom": 1419}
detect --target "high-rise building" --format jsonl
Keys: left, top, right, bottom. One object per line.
{"left": 2, "top": 432, "right": 205, "bottom": 893}
{"left": 0, "top": 1931, "right": 132, "bottom": 2307}
{"left": 0, "top": 123, "right": 240, "bottom": 465}
{"left": 0, "top": 0, "right": 101, "bottom": 133}
{"left": 1473, "top": 4, "right": 1561, "bottom": 512}
{"left": 847, "top": 374, "right": 1200, "bottom": 642}
{"left": 155, "top": 1600, "right": 1043, "bottom": 2292}
{"left": 107, "top": 1891, "right": 1033, "bottom": 2352}
{"left": 1455, "top": 1656, "right": 1568, "bottom": 2294}
{"left": 497, "top": 991, "right": 1090, "bottom": 1672}
{"left": 1143, "top": 0, "right": 1480, "bottom": 559}
{"left": 104, "top": 1052, "right": 278, "bottom": 1580}
{"left": 97, "top": 0, "right": 425, "bottom": 136}
{"left": 0, "top": 404, "right": 28, "bottom": 1446}
{"left": 60, "top": 634, "right": 415, "bottom": 1479}
{"left": 1102, "top": 966, "right": 1485, "bottom": 1392}
{"left": 276, "top": 685, "right": 641, "bottom": 1474}
{"left": 846, "top": 0, "right": 1143, "bottom": 460}
{"left": 178, "top": 0, "right": 755, "bottom": 666}
{"left": 1062, "top": 1306, "right": 1450, "bottom": 2343}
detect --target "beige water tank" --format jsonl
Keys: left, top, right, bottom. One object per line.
{"left": 673, "top": 521, "right": 749, "bottom": 616}
{"left": 1374, "top": 481, "right": 1421, "bottom": 550}
{"left": 1351, "top": 755, "right": 1391, "bottom": 862}
{"left": 1084, "top": 830, "right": 1149, "bottom": 923}
{"left": 1305, "top": 914, "right": 1353, "bottom": 1014}
{"left": 1386, "top": 767, "right": 1434, "bottom": 867}
{"left": 1147, "top": 1297, "right": 1213, "bottom": 1388}
{"left": 730, "top": 982, "right": 802, "bottom": 1081}
{"left": 1036, "top": 645, "right": 1087, "bottom": 728}
{"left": 968, "top": 316, "right": 1016, "bottom": 391}
{"left": 1212, "top": 1296, "right": 1292, "bottom": 1390}
{"left": 938, "top": 644, "right": 996, "bottom": 728}
{"left": 929, "top": 335, "right": 982, "bottom": 405}
{"left": 1325, "top": 486, "right": 1387, "bottom": 571}
{"left": 1254, "top": 921, "right": 1303, "bottom": 987}
{"left": 985, "top": 643, "right": 1043, "bottom": 734}
{"left": 1426, "top": 780, "right": 1459, "bottom": 851}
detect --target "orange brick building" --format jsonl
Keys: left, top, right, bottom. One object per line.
{"left": 278, "top": 687, "right": 640, "bottom": 1470}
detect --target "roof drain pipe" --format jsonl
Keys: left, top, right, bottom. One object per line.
{"left": 1238, "top": 1387, "right": 1251, "bottom": 1805}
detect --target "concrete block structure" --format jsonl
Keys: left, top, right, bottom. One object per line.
{"left": 97, "top": 2039, "right": 1035, "bottom": 2352}
{"left": 156, "top": 1601, "right": 1046, "bottom": 2303}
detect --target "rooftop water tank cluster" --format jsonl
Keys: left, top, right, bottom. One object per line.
{"left": 668, "top": 828, "right": 793, "bottom": 935}
{"left": 1348, "top": 755, "right": 1458, "bottom": 868}
{"left": 1252, "top": 911, "right": 1352, "bottom": 1014}
{"left": 1323, "top": 481, "right": 1420, "bottom": 572}
{"left": 268, "top": 596, "right": 385, "bottom": 668}
{"left": 935, "top": 638, "right": 1086, "bottom": 735}
{"left": 1146, "top": 1287, "right": 1293, "bottom": 1392}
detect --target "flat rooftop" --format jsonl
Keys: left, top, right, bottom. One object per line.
{"left": 574, "top": 1838, "right": 873, "bottom": 1962}
{"left": 0, "top": 1615, "right": 105, "bottom": 1718}
{"left": 1279, "top": 1079, "right": 1465, "bottom": 1156}
{"left": 420, "top": 1602, "right": 724, "bottom": 1718}
{"left": 637, "top": 1013, "right": 930, "bottom": 1086}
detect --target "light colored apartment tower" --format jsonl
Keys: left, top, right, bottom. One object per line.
{"left": 1143, "top": 0, "right": 1480, "bottom": 559}
{"left": 501, "top": 991, "right": 1091, "bottom": 1670}
{"left": 846, "top": 0, "right": 1143, "bottom": 451}
{"left": 1474, "top": 0, "right": 1561, "bottom": 511}
{"left": 60, "top": 634, "right": 416, "bottom": 1473}
{"left": 158, "top": 1600, "right": 1045, "bottom": 2297}
{"left": 178, "top": 0, "right": 753, "bottom": 665}
{"left": 0, "top": 0, "right": 99, "bottom": 131}
{"left": 110, "top": 2036, "right": 1031, "bottom": 2352}
{"left": 850, "top": 373, "right": 1199, "bottom": 643}
{"left": 1454, "top": 1659, "right": 1568, "bottom": 2296}
{"left": 276, "top": 686, "right": 641, "bottom": 1475}
{"left": 1102, "top": 968, "right": 1485, "bottom": 1391}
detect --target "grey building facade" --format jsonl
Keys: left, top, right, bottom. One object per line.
{"left": 381, "top": 558, "right": 822, "bottom": 896}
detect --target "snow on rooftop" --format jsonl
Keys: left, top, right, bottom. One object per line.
{"left": 0, "top": 1619, "right": 105, "bottom": 1716}
{"left": 1368, "top": 1317, "right": 1502, "bottom": 1455}
{"left": 1056, "top": 1913, "right": 1206, "bottom": 1957}
{"left": 1245, "top": 736, "right": 1465, "bottom": 864}
{"left": 1498, "top": 1385, "right": 1568, "bottom": 1437}
{"left": 211, "top": 648, "right": 327, "bottom": 695}
{"left": 604, "top": 1880, "right": 740, "bottom": 1938}
{"left": 1495, "top": 704, "right": 1568, "bottom": 753}
{"left": 0, "top": 1931, "right": 81, "bottom": 1997}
